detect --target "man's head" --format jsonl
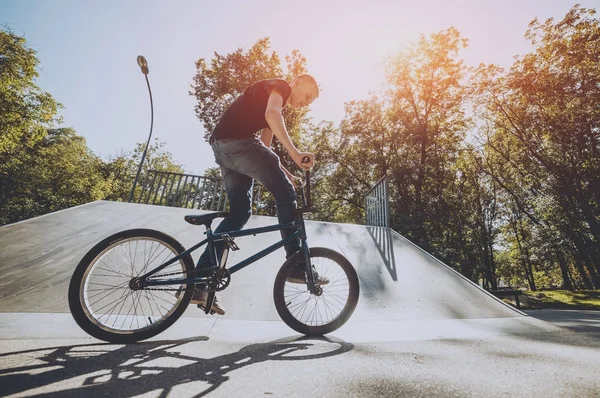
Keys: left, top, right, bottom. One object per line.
{"left": 287, "top": 74, "right": 319, "bottom": 109}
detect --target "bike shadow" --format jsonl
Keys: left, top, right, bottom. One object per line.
{"left": 0, "top": 335, "right": 354, "bottom": 397}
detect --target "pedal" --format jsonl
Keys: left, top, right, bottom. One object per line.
{"left": 222, "top": 234, "right": 239, "bottom": 251}
{"left": 197, "top": 304, "right": 216, "bottom": 315}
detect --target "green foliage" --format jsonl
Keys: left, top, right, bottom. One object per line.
{"left": 525, "top": 290, "right": 600, "bottom": 310}
{"left": 0, "top": 28, "right": 61, "bottom": 162}
{"left": 103, "top": 139, "right": 185, "bottom": 203}
{"left": 0, "top": 128, "right": 108, "bottom": 225}
{"left": 311, "top": 28, "right": 482, "bottom": 281}
{"left": 473, "top": 5, "right": 600, "bottom": 290}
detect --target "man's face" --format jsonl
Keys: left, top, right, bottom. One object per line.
{"left": 289, "top": 82, "right": 318, "bottom": 109}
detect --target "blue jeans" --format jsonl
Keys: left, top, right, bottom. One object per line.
{"left": 196, "top": 137, "right": 300, "bottom": 270}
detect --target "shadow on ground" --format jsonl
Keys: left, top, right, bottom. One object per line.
{"left": 0, "top": 335, "right": 354, "bottom": 397}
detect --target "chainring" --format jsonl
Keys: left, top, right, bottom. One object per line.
{"left": 207, "top": 267, "right": 231, "bottom": 291}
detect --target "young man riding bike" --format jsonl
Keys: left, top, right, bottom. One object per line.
{"left": 190, "top": 74, "right": 326, "bottom": 315}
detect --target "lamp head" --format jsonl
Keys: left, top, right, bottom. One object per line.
{"left": 137, "top": 55, "right": 149, "bottom": 75}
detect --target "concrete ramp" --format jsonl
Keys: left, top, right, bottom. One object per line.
{"left": 0, "top": 201, "right": 556, "bottom": 342}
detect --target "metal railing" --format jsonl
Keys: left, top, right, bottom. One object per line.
{"left": 136, "top": 170, "right": 229, "bottom": 211}
{"left": 365, "top": 174, "right": 390, "bottom": 227}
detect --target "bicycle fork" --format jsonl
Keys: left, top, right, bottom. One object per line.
{"left": 301, "top": 239, "right": 319, "bottom": 295}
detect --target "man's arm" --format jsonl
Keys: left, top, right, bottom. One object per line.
{"left": 265, "top": 90, "right": 314, "bottom": 170}
{"left": 260, "top": 127, "right": 300, "bottom": 186}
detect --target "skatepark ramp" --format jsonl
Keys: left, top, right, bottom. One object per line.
{"left": 0, "top": 201, "right": 557, "bottom": 342}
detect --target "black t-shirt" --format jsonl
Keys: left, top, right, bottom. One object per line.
{"left": 211, "top": 78, "right": 292, "bottom": 140}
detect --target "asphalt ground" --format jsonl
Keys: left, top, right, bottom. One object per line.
{"left": 1, "top": 310, "right": 599, "bottom": 398}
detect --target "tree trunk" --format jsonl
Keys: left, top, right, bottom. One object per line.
{"left": 571, "top": 246, "right": 594, "bottom": 290}
{"left": 556, "top": 250, "right": 573, "bottom": 291}
{"left": 573, "top": 240, "right": 600, "bottom": 289}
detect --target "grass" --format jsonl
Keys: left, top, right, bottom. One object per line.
{"left": 521, "top": 290, "right": 600, "bottom": 310}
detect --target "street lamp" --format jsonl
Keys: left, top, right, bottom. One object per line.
{"left": 128, "top": 55, "right": 154, "bottom": 202}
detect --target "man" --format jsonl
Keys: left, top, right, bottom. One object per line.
{"left": 191, "top": 74, "right": 324, "bottom": 315}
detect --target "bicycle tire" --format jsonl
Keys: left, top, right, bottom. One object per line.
{"left": 68, "top": 228, "right": 195, "bottom": 343}
{"left": 273, "top": 247, "right": 359, "bottom": 336}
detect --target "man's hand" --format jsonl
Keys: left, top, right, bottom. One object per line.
{"left": 292, "top": 151, "right": 315, "bottom": 171}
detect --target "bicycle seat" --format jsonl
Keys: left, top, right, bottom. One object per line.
{"left": 184, "top": 212, "right": 229, "bottom": 227}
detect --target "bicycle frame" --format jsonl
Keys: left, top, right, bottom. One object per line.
{"left": 138, "top": 218, "right": 308, "bottom": 288}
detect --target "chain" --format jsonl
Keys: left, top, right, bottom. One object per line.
{"left": 143, "top": 268, "right": 222, "bottom": 292}
{"left": 150, "top": 270, "right": 187, "bottom": 278}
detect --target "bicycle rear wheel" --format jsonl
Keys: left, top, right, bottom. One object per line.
{"left": 273, "top": 247, "right": 359, "bottom": 336}
{"left": 68, "top": 229, "right": 195, "bottom": 343}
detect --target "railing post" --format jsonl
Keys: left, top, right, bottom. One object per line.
{"left": 364, "top": 174, "right": 389, "bottom": 228}
{"left": 135, "top": 170, "right": 236, "bottom": 212}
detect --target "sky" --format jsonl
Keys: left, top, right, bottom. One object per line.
{"left": 2, "top": 0, "right": 597, "bottom": 175}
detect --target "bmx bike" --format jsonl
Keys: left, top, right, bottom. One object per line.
{"left": 68, "top": 169, "right": 360, "bottom": 343}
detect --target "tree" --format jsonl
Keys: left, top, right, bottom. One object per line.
{"left": 0, "top": 128, "right": 108, "bottom": 225}
{"left": 103, "top": 139, "right": 185, "bottom": 203}
{"left": 0, "top": 28, "right": 61, "bottom": 200}
{"left": 473, "top": 5, "right": 600, "bottom": 289}
{"left": 385, "top": 27, "right": 471, "bottom": 251}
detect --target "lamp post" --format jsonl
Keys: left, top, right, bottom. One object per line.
{"left": 128, "top": 55, "right": 154, "bottom": 202}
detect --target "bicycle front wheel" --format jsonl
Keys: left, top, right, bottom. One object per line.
{"left": 68, "top": 229, "right": 195, "bottom": 343}
{"left": 273, "top": 247, "right": 359, "bottom": 336}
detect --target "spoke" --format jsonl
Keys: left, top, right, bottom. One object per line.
{"left": 292, "top": 296, "right": 312, "bottom": 321}
{"left": 97, "top": 285, "right": 133, "bottom": 327}
{"left": 88, "top": 273, "right": 128, "bottom": 278}
{"left": 322, "top": 290, "right": 348, "bottom": 307}
{"left": 97, "top": 256, "right": 128, "bottom": 280}
{"left": 143, "top": 290, "right": 157, "bottom": 321}
{"left": 93, "top": 283, "right": 130, "bottom": 315}
{"left": 87, "top": 281, "right": 130, "bottom": 289}
{"left": 86, "top": 286, "right": 128, "bottom": 295}
{"left": 132, "top": 240, "right": 139, "bottom": 275}
{"left": 305, "top": 297, "right": 319, "bottom": 325}
{"left": 119, "top": 290, "right": 139, "bottom": 329}
{"left": 87, "top": 281, "right": 130, "bottom": 306}
{"left": 94, "top": 265, "right": 128, "bottom": 278}
{"left": 143, "top": 244, "right": 168, "bottom": 274}
{"left": 144, "top": 290, "right": 165, "bottom": 323}
{"left": 146, "top": 291, "right": 177, "bottom": 307}
{"left": 124, "top": 242, "right": 136, "bottom": 277}
{"left": 283, "top": 289, "right": 308, "bottom": 301}
{"left": 323, "top": 298, "right": 343, "bottom": 318}
{"left": 113, "top": 246, "right": 135, "bottom": 275}
{"left": 314, "top": 297, "right": 325, "bottom": 325}
{"left": 129, "top": 291, "right": 142, "bottom": 330}
{"left": 321, "top": 295, "right": 336, "bottom": 321}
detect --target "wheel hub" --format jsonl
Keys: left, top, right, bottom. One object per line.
{"left": 129, "top": 277, "right": 143, "bottom": 291}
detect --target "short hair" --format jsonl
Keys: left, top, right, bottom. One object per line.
{"left": 293, "top": 74, "right": 319, "bottom": 98}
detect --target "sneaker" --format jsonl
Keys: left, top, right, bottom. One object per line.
{"left": 175, "top": 288, "right": 225, "bottom": 315}
{"left": 286, "top": 265, "right": 330, "bottom": 285}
